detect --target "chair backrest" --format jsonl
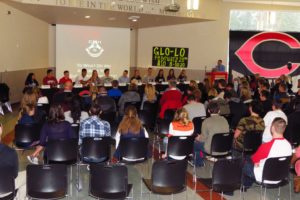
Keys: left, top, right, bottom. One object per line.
{"left": 90, "top": 164, "right": 128, "bottom": 198}
{"left": 156, "top": 119, "right": 170, "bottom": 135}
{"left": 192, "top": 117, "right": 204, "bottom": 135}
{"left": 81, "top": 137, "right": 111, "bottom": 162}
{"left": 46, "top": 138, "right": 78, "bottom": 165}
{"left": 143, "top": 101, "right": 158, "bottom": 113}
{"left": 212, "top": 159, "right": 242, "bottom": 192}
{"left": 124, "top": 101, "right": 141, "bottom": 112}
{"left": 100, "top": 111, "right": 116, "bottom": 126}
{"left": 71, "top": 123, "right": 79, "bottom": 138}
{"left": 152, "top": 160, "right": 187, "bottom": 189}
{"left": 164, "top": 109, "right": 176, "bottom": 122}
{"left": 210, "top": 132, "right": 233, "bottom": 155}
{"left": 0, "top": 166, "right": 15, "bottom": 196}
{"left": 262, "top": 156, "right": 291, "bottom": 183}
{"left": 26, "top": 164, "right": 67, "bottom": 199}
{"left": 119, "top": 137, "right": 149, "bottom": 162}
{"left": 167, "top": 136, "right": 194, "bottom": 158}
{"left": 243, "top": 131, "right": 262, "bottom": 153}
{"left": 139, "top": 110, "right": 155, "bottom": 128}
{"left": 14, "top": 123, "right": 42, "bottom": 147}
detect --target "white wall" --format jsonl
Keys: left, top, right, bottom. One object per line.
{"left": 137, "top": 1, "right": 300, "bottom": 72}
{"left": 0, "top": 1, "right": 49, "bottom": 72}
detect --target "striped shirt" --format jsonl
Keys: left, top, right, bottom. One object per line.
{"left": 79, "top": 116, "right": 111, "bottom": 145}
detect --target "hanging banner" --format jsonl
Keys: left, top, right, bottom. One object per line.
{"left": 229, "top": 31, "right": 300, "bottom": 78}
{"left": 152, "top": 46, "right": 189, "bottom": 68}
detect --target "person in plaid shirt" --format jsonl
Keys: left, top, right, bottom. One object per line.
{"left": 79, "top": 102, "right": 111, "bottom": 145}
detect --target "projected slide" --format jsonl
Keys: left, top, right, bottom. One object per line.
{"left": 56, "top": 25, "right": 130, "bottom": 81}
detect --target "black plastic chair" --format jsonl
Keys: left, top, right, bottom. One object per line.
{"left": 118, "top": 137, "right": 149, "bottom": 164}
{"left": 71, "top": 123, "right": 80, "bottom": 138}
{"left": 139, "top": 110, "right": 156, "bottom": 130}
{"left": 100, "top": 111, "right": 116, "bottom": 125}
{"left": 45, "top": 138, "right": 78, "bottom": 165}
{"left": 258, "top": 156, "right": 292, "bottom": 200}
{"left": 0, "top": 167, "right": 15, "bottom": 200}
{"left": 164, "top": 109, "right": 176, "bottom": 122}
{"left": 208, "top": 132, "right": 233, "bottom": 157}
{"left": 142, "top": 101, "right": 158, "bottom": 113}
{"left": 124, "top": 101, "right": 141, "bottom": 113}
{"left": 197, "top": 159, "right": 243, "bottom": 200}
{"left": 26, "top": 164, "right": 68, "bottom": 199}
{"left": 142, "top": 160, "right": 188, "bottom": 197}
{"left": 243, "top": 131, "right": 262, "bottom": 155}
{"left": 89, "top": 164, "right": 132, "bottom": 199}
{"left": 14, "top": 123, "right": 42, "bottom": 150}
{"left": 192, "top": 117, "right": 204, "bottom": 135}
{"left": 81, "top": 137, "right": 111, "bottom": 164}
{"left": 167, "top": 136, "right": 195, "bottom": 159}
{"left": 37, "top": 103, "right": 50, "bottom": 116}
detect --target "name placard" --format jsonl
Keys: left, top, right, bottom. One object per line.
{"left": 152, "top": 46, "right": 189, "bottom": 68}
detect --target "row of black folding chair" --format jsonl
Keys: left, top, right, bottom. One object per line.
{"left": 0, "top": 167, "right": 16, "bottom": 200}
{"left": 26, "top": 163, "right": 133, "bottom": 200}
{"left": 14, "top": 123, "right": 43, "bottom": 151}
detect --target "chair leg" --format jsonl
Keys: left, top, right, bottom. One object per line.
{"left": 210, "top": 189, "right": 212, "bottom": 200}
{"left": 278, "top": 187, "right": 281, "bottom": 199}
{"left": 260, "top": 186, "right": 263, "bottom": 200}
{"left": 263, "top": 187, "right": 267, "bottom": 200}
{"left": 289, "top": 179, "right": 292, "bottom": 200}
{"left": 221, "top": 192, "right": 224, "bottom": 200}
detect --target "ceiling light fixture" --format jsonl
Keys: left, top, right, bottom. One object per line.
{"left": 85, "top": 15, "right": 91, "bottom": 19}
{"left": 128, "top": 16, "right": 140, "bottom": 22}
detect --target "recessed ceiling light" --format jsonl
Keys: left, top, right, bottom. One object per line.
{"left": 128, "top": 16, "right": 140, "bottom": 22}
{"left": 85, "top": 15, "right": 91, "bottom": 19}
{"left": 132, "top": 19, "right": 138, "bottom": 22}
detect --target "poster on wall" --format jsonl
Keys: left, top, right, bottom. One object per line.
{"left": 229, "top": 31, "right": 300, "bottom": 78}
{"left": 152, "top": 46, "right": 189, "bottom": 68}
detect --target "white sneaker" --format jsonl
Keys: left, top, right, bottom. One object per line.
{"left": 4, "top": 102, "right": 12, "bottom": 113}
{"left": 27, "top": 156, "right": 39, "bottom": 165}
{"left": 87, "top": 165, "right": 90, "bottom": 171}
{"left": 0, "top": 106, "right": 4, "bottom": 115}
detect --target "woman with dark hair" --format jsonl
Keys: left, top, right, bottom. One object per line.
{"left": 25, "top": 73, "right": 39, "bottom": 88}
{"left": 167, "top": 69, "right": 176, "bottom": 81}
{"left": 114, "top": 105, "right": 149, "bottom": 159}
{"left": 64, "top": 96, "right": 89, "bottom": 124}
{"left": 27, "top": 104, "right": 76, "bottom": 164}
{"left": 155, "top": 69, "right": 165, "bottom": 83}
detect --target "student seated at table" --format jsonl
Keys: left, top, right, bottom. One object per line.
{"left": 114, "top": 106, "right": 149, "bottom": 159}
{"left": 167, "top": 69, "right": 176, "bottom": 81}
{"left": 155, "top": 69, "right": 165, "bottom": 83}
{"left": 27, "top": 104, "right": 76, "bottom": 164}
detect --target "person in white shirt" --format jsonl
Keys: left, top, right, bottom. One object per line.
{"left": 183, "top": 94, "right": 206, "bottom": 120}
{"left": 75, "top": 68, "right": 90, "bottom": 86}
{"left": 262, "top": 101, "right": 287, "bottom": 143}
{"left": 243, "top": 117, "right": 292, "bottom": 187}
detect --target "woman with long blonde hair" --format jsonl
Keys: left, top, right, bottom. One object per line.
{"left": 141, "top": 83, "right": 157, "bottom": 109}
{"left": 114, "top": 105, "right": 149, "bottom": 158}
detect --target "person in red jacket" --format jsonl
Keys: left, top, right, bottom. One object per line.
{"left": 59, "top": 70, "right": 72, "bottom": 85}
{"left": 43, "top": 69, "right": 58, "bottom": 87}
{"left": 159, "top": 80, "right": 182, "bottom": 119}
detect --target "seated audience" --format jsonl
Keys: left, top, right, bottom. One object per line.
{"left": 118, "top": 70, "right": 129, "bottom": 84}
{"left": 284, "top": 99, "right": 300, "bottom": 144}
{"left": 259, "top": 90, "right": 272, "bottom": 117}
{"left": 177, "top": 69, "right": 187, "bottom": 82}
{"left": 75, "top": 68, "right": 89, "bottom": 86}
{"left": 233, "top": 100, "right": 265, "bottom": 154}
{"left": 194, "top": 102, "right": 229, "bottom": 166}
{"left": 274, "top": 82, "right": 289, "bottom": 102}
{"left": 79, "top": 102, "right": 111, "bottom": 147}
{"left": 52, "top": 81, "right": 74, "bottom": 106}
{"left": 118, "top": 83, "right": 141, "bottom": 116}
{"left": 96, "top": 87, "right": 117, "bottom": 113}
{"left": 25, "top": 73, "right": 39, "bottom": 88}
{"left": 165, "top": 108, "right": 194, "bottom": 160}
{"left": 294, "top": 146, "right": 300, "bottom": 192}
{"left": 32, "top": 87, "right": 49, "bottom": 105}
{"left": 159, "top": 80, "right": 182, "bottom": 119}
{"left": 64, "top": 96, "right": 89, "bottom": 124}
{"left": 108, "top": 80, "right": 122, "bottom": 98}
{"left": 189, "top": 80, "right": 199, "bottom": 90}
{"left": 155, "top": 69, "right": 165, "bottom": 83}
{"left": 143, "top": 67, "right": 155, "bottom": 83}
{"left": 89, "top": 69, "right": 101, "bottom": 85}
{"left": 243, "top": 118, "right": 292, "bottom": 187}
{"left": 59, "top": 70, "right": 72, "bottom": 85}
{"left": 141, "top": 83, "right": 157, "bottom": 110}
{"left": 42, "top": 69, "right": 58, "bottom": 87}
{"left": 100, "top": 68, "right": 114, "bottom": 84}
{"left": 262, "top": 100, "right": 287, "bottom": 143}
{"left": 114, "top": 105, "right": 149, "bottom": 159}
{"left": 183, "top": 94, "right": 206, "bottom": 120}
{"left": 18, "top": 103, "right": 36, "bottom": 124}
{"left": 130, "top": 69, "right": 142, "bottom": 83}
{"left": 0, "top": 125, "right": 26, "bottom": 199}
{"left": 28, "top": 104, "right": 76, "bottom": 164}
{"left": 167, "top": 69, "right": 176, "bottom": 81}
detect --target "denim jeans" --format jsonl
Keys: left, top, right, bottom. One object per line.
{"left": 194, "top": 141, "right": 205, "bottom": 167}
{"left": 242, "top": 156, "right": 255, "bottom": 187}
